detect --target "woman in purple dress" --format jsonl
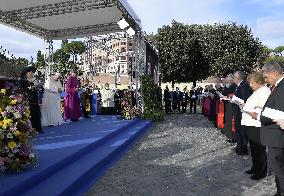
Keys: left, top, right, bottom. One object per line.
{"left": 64, "top": 71, "right": 81, "bottom": 122}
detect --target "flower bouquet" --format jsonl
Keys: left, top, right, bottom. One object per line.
{"left": 0, "top": 85, "right": 37, "bottom": 174}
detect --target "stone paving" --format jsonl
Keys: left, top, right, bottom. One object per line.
{"left": 86, "top": 114, "right": 276, "bottom": 196}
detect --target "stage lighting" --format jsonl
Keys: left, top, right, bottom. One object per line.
{"left": 126, "top": 27, "right": 135, "bottom": 36}
{"left": 117, "top": 18, "right": 129, "bottom": 30}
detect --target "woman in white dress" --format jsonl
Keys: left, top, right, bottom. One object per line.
{"left": 41, "top": 73, "right": 64, "bottom": 127}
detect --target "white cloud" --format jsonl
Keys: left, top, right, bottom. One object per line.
{"left": 253, "top": 16, "right": 284, "bottom": 47}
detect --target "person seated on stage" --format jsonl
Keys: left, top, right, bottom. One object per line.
{"left": 41, "top": 73, "right": 64, "bottom": 127}
{"left": 18, "top": 66, "right": 43, "bottom": 133}
{"left": 101, "top": 83, "right": 115, "bottom": 115}
{"left": 80, "top": 79, "right": 93, "bottom": 118}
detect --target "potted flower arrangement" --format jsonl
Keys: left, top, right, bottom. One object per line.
{"left": 0, "top": 80, "right": 37, "bottom": 174}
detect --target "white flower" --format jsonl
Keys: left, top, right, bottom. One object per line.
{"left": 6, "top": 133, "right": 13, "bottom": 139}
{"left": 13, "top": 112, "right": 22, "bottom": 119}
{"left": 29, "top": 153, "right": 35, "bottom": 159}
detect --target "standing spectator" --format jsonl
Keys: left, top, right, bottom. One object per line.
{"left": 181, "top": 87, "right": 189, "bottom": 113}
{"left": 164, "top": 85, "right": 171, "bottom": 114}
{"left": 241, "top": 72, "right": 270, "bottom": 180}
{"left": 190, "top": 86, "right": 198, "bottom": 114}
{"left": 172, "top": 87, "right": 178, "bottom": 113}
{"left": 80, "top": 79, "right": 93, "bottom": 118}
{"left": 250, "top": 62, "right": 284, "bottom": 195}
{"left": 233, "top": 71, "right": 253, "bottom": 155}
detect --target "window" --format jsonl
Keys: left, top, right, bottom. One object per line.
{"left": 120, "top": 56, "right": 126, "bottom": 60}
{"left": 129, "top": 42, "right": 133, "bottom": 46}
{"left": 121, "top": 42, "right": 126, "bottom": 45}
{"left": 121, "top": 48, "right": 126, "bottom": 52}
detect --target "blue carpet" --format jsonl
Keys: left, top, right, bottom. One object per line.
{"left": 0, "top": 116, "right": 152, "bottom": 196}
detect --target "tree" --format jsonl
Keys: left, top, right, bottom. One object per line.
{"left": 62, "top": 41, "right": 86, "bottom": 63}
{"left": 274, "top": 45, "right": 284, "bottom": 56}
{"left": 156, "top": 21, "right": 192, "bottom": 87}
{"left": 200, "top": 23, "right": 264, "bottom": 77}
{"left": 35, "top": 50, "right": 46, "bottom": 69}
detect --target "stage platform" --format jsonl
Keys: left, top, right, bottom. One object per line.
{"left": 0, "top": 116, "right": 152, "bottom": 196}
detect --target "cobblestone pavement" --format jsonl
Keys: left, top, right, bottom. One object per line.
{"left": 86, "top": 114, "right": 276, "bottom": 196}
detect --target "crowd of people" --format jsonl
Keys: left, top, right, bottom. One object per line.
{"left": 163, "top": 85, "right": 203, "bottom": 114}
{"left": 162, "top": 62, "right": 284, "bottom": 196}
{"left": 17, "top": 67, "right": 139, "bottom": 133}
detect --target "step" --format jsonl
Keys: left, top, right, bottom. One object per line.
{"left": 0, "top": 118, "right": 140, "bottom": 196}
{"left": 22, "top": 120, "right": 152, "bottom": 196}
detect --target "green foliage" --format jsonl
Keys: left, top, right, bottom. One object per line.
{"left": 141, "top": 75, "right": 164, "bottom": 122}
{"left": 62, "top": 41, "right": 86, "bottom": 63}
{"left": 35, "top": 50, "right": 45, "bottom": 69}
{"left": 274, "top": 45, "right": 284, "bottom": 56}
{"left": 155, "top": 21, "right": 264, "bottom": 80}
{"left": 264, "top": 55, "right": 284, "bottom": 68}
{"left": 0, "top": 55, "right": 26, "bottom": 78}
{"left": 198, "top": 23, "right": 263, "bottom": 77}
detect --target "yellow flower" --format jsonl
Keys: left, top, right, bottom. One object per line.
{"left": 13, "top": 130, "right": 21, "bottom": 137}
{"left": 0, "top": 121, "right": 3, "bottom": 127}
{"left": 8, "top": 141, "right": 17, "bottom": 149}
{"left": 1, "top": 89, "right": 6, "bottom": 94}
{"left": 10, "top": 100, "right": 17, "bottom": 105}
{"left": 2, "top": 117, "right": 13, "bottom": 129}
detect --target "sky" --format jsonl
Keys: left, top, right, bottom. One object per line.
{"left": 0, "top": 0, "right": 284, "bottom": 61}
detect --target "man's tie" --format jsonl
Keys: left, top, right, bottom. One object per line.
{"left": 271, "top": 85, "right": 276, "bottom": 92}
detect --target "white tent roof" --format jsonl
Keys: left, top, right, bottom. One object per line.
{"left": 0, "top": 0, "right": 141, "bottom": 40}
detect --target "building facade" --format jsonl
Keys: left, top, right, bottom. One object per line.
{"left": 79, "top": 38, "right": 134, "bottom": 78}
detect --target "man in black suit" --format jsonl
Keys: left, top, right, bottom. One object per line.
{"left": 233, "top": 71, "right": 253, "bottom": 155}
{"left": 181, "top": 87, "right": 189, "bottom": 113}
{"left": 190, "top": 86, "right": 198, "bottom": 114}
{"left": 164, "top": 85, "right": 171, "bottom": 114}
{"left": 251, "top": 62, "right": 284, "bottom": 196}
{"left": 172, "top": 87, "right": 178, "bottom": 113}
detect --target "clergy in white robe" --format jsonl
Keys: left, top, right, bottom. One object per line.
{"left": 41, "top": 73, "right": 64, "bottom": 126}
{"left": 101, "top": 83, "right": 115, "bottom": 114}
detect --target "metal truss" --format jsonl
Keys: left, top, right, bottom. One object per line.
{"left": 44, "top": 40, "right": 54, "bottom": 78}
{"left": 5, "top": 0, "right": 116, "bottom": 21}
{"left": 49, "top": 22, "right": 120, "bottom": 40}
{"left": 0, "top": 0, "right": 140, "bottom": 39}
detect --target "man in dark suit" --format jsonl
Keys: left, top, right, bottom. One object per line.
{"left": 172, "top": 87, "right": 178, "bottom": 113}
{"left": 251, "top": 62, "right": 284, "bottom": 196}
{"left": 181, "top": 87, "right": 189, "bottom": 113}
{"left": 233, "top": 71, "right": 253, "bottom": 155}
{"left": 190, "top": 86, "right": 198, "bottom": 114}
{"left": 164, "top": 85, "right": 171, "bottom": 114}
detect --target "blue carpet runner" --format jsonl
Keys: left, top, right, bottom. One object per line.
{"left": 0, "top": 116, "right": 152, "bottom": 196}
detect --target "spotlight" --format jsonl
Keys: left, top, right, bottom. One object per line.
{"left": 117, "top": 18, "right": 129, "bottom": 30}
{"left": 126, "top": 27, "right": 135, "bottom": 36}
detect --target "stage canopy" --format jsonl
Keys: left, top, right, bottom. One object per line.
{"left": 0, "top": 0, "right": 141, "bottom": 40}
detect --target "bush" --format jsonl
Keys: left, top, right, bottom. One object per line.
{"left": 141, "top": 75, "right": 164, "bottom": 122}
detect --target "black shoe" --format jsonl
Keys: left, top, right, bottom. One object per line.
{"left": 236, "top": 149, "right": 248, "bottom": 155}
{"left": 37, "top": 130, "right": 44, "bottom": 133}
{"left": 245, "top": 169, "right": 256, "bottom": 175}
{"left": 273, "top": 193, "right": 280, "bottom": 196}
{"left": 250, "top": 174, "right": 266, "bottom": 180}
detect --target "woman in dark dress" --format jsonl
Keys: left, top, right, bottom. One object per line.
{"left": 18, "top": 66, "right": 43, "bottom": 133}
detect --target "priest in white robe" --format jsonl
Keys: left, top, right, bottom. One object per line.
{"left": 101, "top": 83, "right": 115, "bottom": 114}
{"left": 41, "top": 73, "right": 64, "bottom": 127}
